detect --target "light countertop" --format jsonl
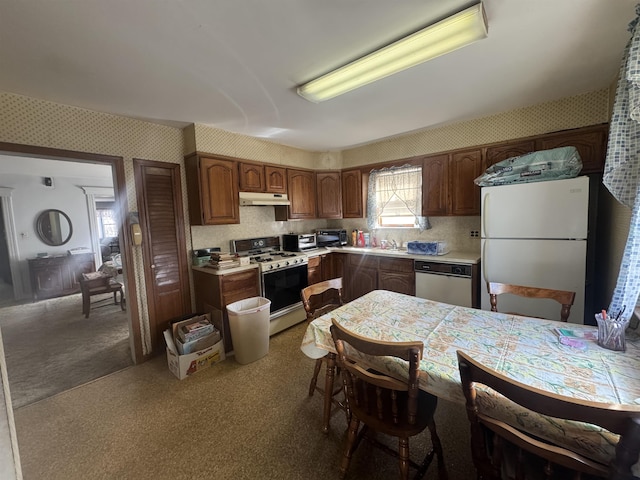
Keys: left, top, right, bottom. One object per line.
{"left": 309, "top": 246, "right": 481, "bottom": 264}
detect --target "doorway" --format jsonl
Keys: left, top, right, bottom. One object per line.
{"left": 0, "top": 143, "right": 141, "bottom": 408}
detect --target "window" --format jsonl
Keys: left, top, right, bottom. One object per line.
{"left": 96, "top": 202, "right": 118, "bottom": 239}
{"left": 367, "top": 165, "right": 425, "bottom": 229}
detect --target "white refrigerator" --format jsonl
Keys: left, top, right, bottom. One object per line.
{"left": 480, "top": 176, "right": 590, "bottom": 324}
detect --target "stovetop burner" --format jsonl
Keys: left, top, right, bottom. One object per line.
{"left": 231, "top": 236, "right": 309, "bottom": 272}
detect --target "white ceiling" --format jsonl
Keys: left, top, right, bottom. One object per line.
{"left": 0, "top": 0, "right": 637, "bottom": 152}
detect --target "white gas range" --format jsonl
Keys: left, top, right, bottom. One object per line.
{"left": 231, "top": 236, "right": 309, "bottom": 334}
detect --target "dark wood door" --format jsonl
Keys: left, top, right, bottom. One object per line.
{"left": 265, "top": 166, "right": 287, "bottom": 194}
{"left": 423, "top": 154, "right": 449, "bottom": 216}
{"left": 449, "top": 149, "right": 483, "bottom": 215}
{"left": 341, "top": 169, "right": 363, "bottom": 218}
{"left": 134, "top": 160, "right": 191, "bottom": 351}
{"left": 287, "top": 168, "right": 316, "bottom": 219}
{"left": 484, "top": 140, "right": 535, "bottom": 170}
{"left": 239, "top": 162, "right": 265, "bottom": 192}
{"left": 316, "top": 171, "right": 342, "bottom": 218}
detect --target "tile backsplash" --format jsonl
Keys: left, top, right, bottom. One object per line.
{"left": 191, "top": 206, "right": 481, "bottom": 254}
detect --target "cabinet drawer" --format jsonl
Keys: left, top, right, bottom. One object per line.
{"left": 222, "top": 287, "right": 260, "bottom": 307}
{"left": 220, "top": 269, "right": 260, "bottom": 294}
{"left": 378, "top": 257, "right": 413, "bottom": 273}
{"left": 349, "top": 254, "right": 378, "bottom": 269}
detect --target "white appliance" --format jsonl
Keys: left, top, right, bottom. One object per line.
{"left": 415, "top": 261, "right": 474, "bottom": 308}
{"left": 481, "top": 176, "right": 590, "bottom": 324}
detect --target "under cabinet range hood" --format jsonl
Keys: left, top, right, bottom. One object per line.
{"left": 238, "top": 192, "right": 291, "bottom": 206}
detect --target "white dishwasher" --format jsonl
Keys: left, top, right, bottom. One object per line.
{"left": 414, "top": 260, "right": 475, "bottom": 308}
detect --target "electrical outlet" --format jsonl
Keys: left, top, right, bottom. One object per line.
{"left": 469, "top": 230, "right": 479, "bottom": 238}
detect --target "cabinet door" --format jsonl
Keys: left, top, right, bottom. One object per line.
{"left": 422, "top": 154, "right": 449, "bottom": 216}
{"left": 286, "top": 169, "right": 316, "bottom": 219}
{"left": 326, "top": 253, "right": 346, "bottom": 281}
{"left": 30, "top": 262, "right": 64, "bottom": 299}
{"left": 346, "top": 255, "right": 377, "bottom": 301}
{"left": 378, "top": 257, "right": 415, "bottom": 296}
{"left": 200, "top": 157, "right": 240, "bottom": 225}
{"left": 307, "top": 256, "right": 323, "bottom": 285}
{"left": 484, "top": 140, "right": 535, "bottom": 170}
{"left": 316, "top": 171, "right": 342, "bottom": 219}
{"left": 449, "top": 149, "right": 483, "bottom": 216}
{"left": 239, "top": 162, "right": 265, "bottom": 192}
{"left": 265, "top": 166, "right": 287, "bottom": 194}
{"left": 535, "top": 126, "right": 607, "bottom": 174}
{"left": 341, "top": 169, "right": 363, "bottom": 218}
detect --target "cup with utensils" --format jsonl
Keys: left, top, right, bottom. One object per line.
{"left": 595, "top": 306, "right": 628, "bottom": 352}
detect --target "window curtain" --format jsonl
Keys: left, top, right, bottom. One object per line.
{"left": 366, "top": 164, "right": 431, "bottom": 232}
{"left": 603, "top": 5, "right": 640, "bottom": 322}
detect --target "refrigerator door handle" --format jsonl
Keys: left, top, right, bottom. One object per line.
{"left": 482, "top": 240, "right": 488, "bottom": 285}
{"left": 482, "top": 192, "right": 489, "bottom": 238}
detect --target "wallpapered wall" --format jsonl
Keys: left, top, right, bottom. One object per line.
{"left": 0, "top": 92, "right": 186, "bottom": 356}
{"left": 0, "top": 88, "right": 622, "bottom": 353}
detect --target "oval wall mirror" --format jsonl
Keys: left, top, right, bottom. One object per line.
{"left": 36, "top": 209, "right": 73, "bottom": 246}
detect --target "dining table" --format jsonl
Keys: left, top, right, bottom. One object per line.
{"left": 300, "top": 289, "right": 640, "bottom": 475}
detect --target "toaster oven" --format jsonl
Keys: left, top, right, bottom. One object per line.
{"left": 282, "top": 233, "right": 317, "bottom": 252}
{"left": 316, "top": 229, "right": 347, "bottom": 247}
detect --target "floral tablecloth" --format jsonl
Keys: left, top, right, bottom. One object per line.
{"left": 300, "top": 290, "right": 640, "bottom": 473}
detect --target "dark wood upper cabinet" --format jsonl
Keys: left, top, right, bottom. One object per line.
{"left": 449, "top": 149, "right": 483, "bottom": 216}
{"left": 278, "top": 168, "right": 316, "bottom": 220}
{"left": 483, "top": 140, "right": 536, "bottom": 170}
{"left": 341, "top": 169, "right": 364, "bottom": 218}
{"left": 316, "top": 171, "right": 342, "bottom": 219}
{"left": 422, "top": 154, "right": 449, "bottom": 216}
{"left": 238, "top": 162, "right": 266, "bottom": 192}
{"left": 534, "top": 126, "right": 607, "bottom": 174}
{"left": 265, "top": 165, "right": 287, "bottom": 194}
{"left": 186, "top": 155, "right": 239, "bottom": 225}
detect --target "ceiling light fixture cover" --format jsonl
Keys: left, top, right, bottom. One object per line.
{"left": 297, "top": 2, "right": 488, "bottom": 103}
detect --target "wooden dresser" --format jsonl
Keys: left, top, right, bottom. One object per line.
{"left": 28, "top": 253, "right": 95, "bottom": 300}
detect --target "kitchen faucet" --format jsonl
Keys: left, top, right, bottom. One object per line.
{"left": 390, "top": 239, "right": 398, "bottom": 250}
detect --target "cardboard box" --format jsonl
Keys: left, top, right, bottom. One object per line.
{"left": 164, "top": 313, "right": 226, "bottom": 380}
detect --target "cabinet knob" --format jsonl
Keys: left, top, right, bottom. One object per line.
{"left": 151, "top": 264, "right": 156, "bottom": 269}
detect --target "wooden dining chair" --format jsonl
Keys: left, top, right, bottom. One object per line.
{"left": 456, "top": 350, "right": 640, "bottom": 480}
{"left": 487, "top": 281, "right": 576, "bottom": 322}
{"left": 330, "top": 319, "right": 447, "bottom": 480}
{"left": 301, "top": 278, "right": 346, "bottom": 429}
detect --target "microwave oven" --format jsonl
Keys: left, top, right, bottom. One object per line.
{"left": 282, "top": 233, "right": 317, "bottom": 252}
{"left": 316, "top": 229, "right": 347, "bottom": 247}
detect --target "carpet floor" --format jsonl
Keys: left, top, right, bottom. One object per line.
{"left": 13, "top": 322, "right": 477, "bottom": 480}
{"left": 0, "top": 292, "right": 132, "bottom": 409}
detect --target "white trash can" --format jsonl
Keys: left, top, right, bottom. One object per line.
{"left": 226, "top": 297, "right": 271, "bottom": 364}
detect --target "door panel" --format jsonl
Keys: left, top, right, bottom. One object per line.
{"left": 134, "top": 160, "right": 191, "bottom": 350}
{"left": 481, "top": 238, "right": 586, "bottom": 324}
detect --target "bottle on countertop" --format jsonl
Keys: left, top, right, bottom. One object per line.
{"left": 351, "top": 230, "right": 357, "bottom": 246}
{"left": 357, "top": 230, "right": 365, "bottom": 247}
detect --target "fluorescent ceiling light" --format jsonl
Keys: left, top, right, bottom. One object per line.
{"left": 297, "top": 3, "right": 488, "bottom": 103}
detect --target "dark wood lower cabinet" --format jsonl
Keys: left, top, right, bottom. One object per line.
{"left": 343, "top": 254, "right": 415, "bottom": 302}
{"left": 378, "top": 257, "right": 415, "bottom": 296}
{"left": 28, "top": 253, "right": 95, "bottom": 300}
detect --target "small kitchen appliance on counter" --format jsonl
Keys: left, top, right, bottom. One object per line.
{"left": 315, "top": 229, "right": 347, "bottom": 247}
{"left": 282, "top": 233, "right": 317, "bottom": 252}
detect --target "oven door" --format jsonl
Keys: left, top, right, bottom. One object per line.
{"left": 261, "top": 263, "right": 308, "bottom": 317}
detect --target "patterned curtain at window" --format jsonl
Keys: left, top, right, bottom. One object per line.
{"left": 603, "top": 5, "right": 640, "bottom": 322}
{"left": 366, "top": 164, "right": 431, "bottom": 232}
